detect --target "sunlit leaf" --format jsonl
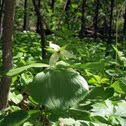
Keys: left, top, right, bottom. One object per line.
{"left": 49, "top": 53, "right": 60, "bottom": 65}
{"left": 111, "top": 79, "right": 126, "bottom": 94}
{"left": 61, "top": 50, "right": 75, "bottom": 59}
{"left": 6, "top": 63, "right": 49, "bottom": 76}
{"left": 9, "top": 92, "right": 23, "bottom": 104}
{"left": 58, "top": 118, "right": 81, "bottom": 125}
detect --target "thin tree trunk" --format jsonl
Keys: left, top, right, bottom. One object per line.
{"left": 0, "top": 0, "right": 15, "bottom": 110}
{"left": 64, "top": 0, "right": 71, "bottom": 29}
{"left": 79, "top": 0, "right": 87, "bottom": 38}
{"left": 36, "top": 0, "right": 41, "bottom": 33}
{"left": 93, "top": 0, "right": 100, "bottom": 40}
{"left": 32, "top": 0, "right": 46, "bottom": 59}
{"left": 23, "top": 0, "right": 28, "bottom": 30}
{"left": 64, "top": 0, "right": 71, "bottom": 11}
{"left": 109, "top": 0, "right": 114, "bottom": 41}
{"left": 123, "top": 0, "right": 126, "bottom": 39}
{"left": 103, "top": 17, "right": 108, "bottom": 38}
{"left": 50, "top": 0, "right": 55, "bottom": 10}
{"left": 0, "top": 0, "right": 4, "bottom": 40}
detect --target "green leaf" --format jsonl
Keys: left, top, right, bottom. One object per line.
{"left": 23, "top": 122, "right": 33, "bottom": 126}
{"left": 30, "top": 64, "right": 88, "bottom": 111}
{"left": 58, "top": 118, "right": 81, "bottom": 125}
{"left": 91, "top": 116, "right": 109, "bottom": 125}
{"left": 91, "top": 99, "right": 114, "bottom": 117}
{"left": 112, "top": 45, "right": 126, "bottom": 62}
{"left": 0, "top": 110, "right": 29, "bottom": 126}
{"left": 49, "top": 53, "right": 60, "bottom": 66}
{"left": 6, "top": 63, "right": 49, "bottom": 77}
{"left": 85, "top": 87, "right": 114, "bottom": 100}
{"left": 9, "top": 92, "right": 23, "bottom": 104}
{"left": 115, "top": 101, "right": 126, "bottom": 117}
{"left": 88, "top": 75, "right": 109, "bottom": 86}
{"left": 61, "top": 50, "right": 75, "bottom": 59}
{"left": 73, "top": 61, "right": 105, "bottom": 72}
{"left": 111, "top": 79, "right": 126, "bottom": 94}
{"left": 104, "top": 88, "right": 114, "bottom": 99}
{"left": 80, "top": 120, "right": 110, "bottom": 126}
{"left": 116, "top": 117, "right": 126, "bottom": 126}
{"left": 55, "top": 61, "right": 70, "bottom": 68}
{"left": 10, "top": 106, "right": 21, "bottom": 112}
{"left": 45, "top": 47, "right": 57, "bottom": 53}
{"left": 91, "top": 100, "right": 126, "bottom": 125}
{"left": 106, "top": 69, "right": 118, "bottom": 77}
{"left": 59, "top": 44, "right": 68, "bottom": 52}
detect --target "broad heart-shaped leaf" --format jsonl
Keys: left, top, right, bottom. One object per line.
{"left": 6, "top": 63, "right": 49, "bottom": 77}
{"left": 0, "top": 110, "right": 29, "bottom": 126}
{"left": 30, "top": 65, "right": 89, "bottom": 111}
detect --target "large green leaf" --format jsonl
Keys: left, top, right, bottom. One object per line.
{"left": 0, "top": 110, "right": 29, "bottom": 126}
{"left": 30, "top": 63, "right": 88, "bottom": 111}
{"left": 6, "top": 63, "right": 49, "bottom": 77}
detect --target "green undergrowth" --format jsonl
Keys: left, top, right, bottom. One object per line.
{"left": 0, "top": 31, "right": 126, "bottom": 126}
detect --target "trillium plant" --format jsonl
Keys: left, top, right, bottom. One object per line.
{"left": 7, "top": 43, "right": 89, "bottom": 114}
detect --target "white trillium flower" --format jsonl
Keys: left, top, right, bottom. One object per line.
{"left": 49, "top": 42, "right": 60, "bottom": 51}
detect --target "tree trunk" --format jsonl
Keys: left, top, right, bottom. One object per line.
{"left": 32, "top": 0, "right": 46, "bottom": 59}
{"left": 0, "top": 0, "right": 15, "bottom": 110}
{"left": 36, "top": 0, "right": 41, "bottom": 33}
{"left": 23, "top": 0, "right": 28, "bottom": 30}
{"left": 124, "top": 0, "right": 126, "bottom": 39}
{"left": 103, "top": 17, "right": 108, "bottom": 38}
{"left": 79, "top": 0, "right": 87, "bottom": 38}
{"left": 64, "top": 0, "right": 71, "bottom": 11}
{"left": 109, "top": 0, "right": 114, "bottom": 41}
{"left": 0, "top": 0, "right": 4, "bottom": 40}
{"left": 50, "top": 0, "right": 55, "bottom": 10}
{"left": 93, "top": 0, "right": 100, "bottom": 40}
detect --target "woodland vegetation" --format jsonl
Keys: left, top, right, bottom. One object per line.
{"left": 0, "top": 0, "right": 126, "bottom": 125}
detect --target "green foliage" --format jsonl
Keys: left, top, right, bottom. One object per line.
{"left": 0, "top": 0, "right": 126, "bottom": 125}
{"left": 1, "top": 31, "right": 126, "bottom": 125}
{"left": 91, "top": 100, "right": 126, "bottom": 126}
{"left": 0, "top": 110, "right": 29, "bottom": 126}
